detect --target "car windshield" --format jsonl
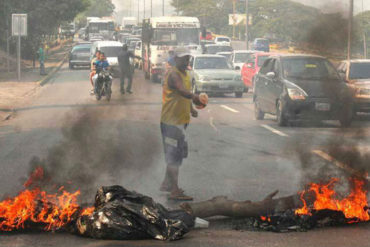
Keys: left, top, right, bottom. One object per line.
{"left": 152, "top": 28, "right": 199, "bottom": 46}
{"left": 206, "top": 46, "right": 232, "bottom": 54}
{"left": 282, "top": 57, "right": 340, "bottom": 80}
{"left": 257, "top": 55, "right": 269, "bottom": 66}
{"left": 349, "top": 63, "right": 370, "bottom": 80}
{"left": 235, "top": 53, "right": 253, "bottom": 63}
{"left": 194, "top": 57, "right": 231, "bottom": 70}
{"left": 100, "top": 46, "right": 122, "bottom": 57}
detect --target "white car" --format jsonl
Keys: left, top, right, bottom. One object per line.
{"left": 230, "top": 50, "right": 256, "bottom": 70}
{"left": 90, "top": 41, "right": 123, "bottom": 78}
{"left": 214, "top": 36, "right": 231, "bottom": 46}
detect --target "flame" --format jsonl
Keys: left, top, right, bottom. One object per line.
{"left": 81, "top": 207, "right": 95, "bottom": 216}
{"left": 0, "top": 167, "right": 94, "bottom": 231}
{"left": 295, "top": 177, "right": 369, "bottom": 222}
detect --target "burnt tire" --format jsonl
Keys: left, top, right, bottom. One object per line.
{"left": 254, "top": 99, "right": 265, "bottom": 120}
{"left": 276, "top": 100, "right": 288, "bottom": 126}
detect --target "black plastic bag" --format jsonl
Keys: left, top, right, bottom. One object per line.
{"left": 76, "top": 186, "right": 194, "bottom": 241}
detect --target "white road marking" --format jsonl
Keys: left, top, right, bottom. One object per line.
{"left": 260, "top": 124, "right": 289, "bottom": 137}
{"left": 209, "top": 117, "right": 219, "bottom": 132}
{"left": 312, "top": 149, "right": 370, "bottom": 180}
{"left": 220, "top": 105, "right": 239, "bottom": 113}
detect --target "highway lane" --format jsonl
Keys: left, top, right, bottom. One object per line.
{"left": 0, "top": 64, "right": 369, "bottom": 247}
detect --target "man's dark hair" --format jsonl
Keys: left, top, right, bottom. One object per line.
{"left": 100, "top": 52, "right": 105, "bottom": 57}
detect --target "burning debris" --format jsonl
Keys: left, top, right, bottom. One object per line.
{"left": 76, "top": 186, "right": 194, "bottom": 241}
{"left": 0, "top": 167, "right": 193, "bottom": 241}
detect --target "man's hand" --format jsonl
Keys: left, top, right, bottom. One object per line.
{"left": 191, "top": 108, "right": 198, "bottom": 118}
{"left": 192, "top": 94, "right": 206, "bottom": 107}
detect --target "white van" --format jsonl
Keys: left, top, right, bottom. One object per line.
{"left": 214, "top": 36, "right": 231, "bottom": 46}
{"left": 91, "top": 41, "right": 123, "bottom": 77}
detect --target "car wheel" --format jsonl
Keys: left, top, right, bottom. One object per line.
{"left": 235, "top": 92, "right": 243, "bottom": 98}
{"left": 244, "top": 86, "right": 249, "bottom": 93}
{"left": 254, "top": 99, "right": 265, "bottom": 120}
{"left": 69, "top": 63, "right": 74, "bottom": 69}
{"left": 276, "top": 100, "right": 288, "bottom": 126}
{"left": 339, "top": 104, "right": 354, "bottom": 128}
{"left": 151, "top": 74, "right": 159, "bottom": 83}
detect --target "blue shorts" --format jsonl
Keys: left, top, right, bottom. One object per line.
{"left": 160, "top": 123, "right": 188, "bottom": 167}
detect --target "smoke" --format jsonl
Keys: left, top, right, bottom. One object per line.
{"left": 290, "top": 128, "right": 369, "bottom": 194}
{"left": 25, "top": 107, "right": 161, "bottom": 202}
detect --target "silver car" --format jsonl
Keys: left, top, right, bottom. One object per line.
{"left": 69, "top": 44, "right": 92, "bottom": 69}
{"left": 189, "top": 55, "right": 245, "bottom": 98}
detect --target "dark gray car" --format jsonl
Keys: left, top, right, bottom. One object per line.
{"left": 253, "top": 54, "right": 354, "bottom": 127}
{"left": 69, "top": 44, "right": 92, "bottom": 69}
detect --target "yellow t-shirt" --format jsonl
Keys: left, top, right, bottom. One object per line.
{"left": 161, "top": 67, "right": 192, "bottom": 125}
{"left": 91, "top": 58, "right": 97, "bottom": 72}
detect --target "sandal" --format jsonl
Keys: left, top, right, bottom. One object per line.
{"left": 168, "top": 190, "right": 193, "bottom": 201}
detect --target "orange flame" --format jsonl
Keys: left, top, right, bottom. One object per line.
{"left": 295, "top": 177, "right": 369, "bottom": 222}
{"left": 0, "top": 167, "right": 94, "bottom": 231}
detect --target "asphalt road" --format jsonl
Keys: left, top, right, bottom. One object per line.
{"left": 1, "top": 59, "right": 370, "bottom": 246}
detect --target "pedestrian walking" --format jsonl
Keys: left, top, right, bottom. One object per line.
{"left": 38, "top": 45, "right": 47, "bottom": 75}
{"left": 117, "top": 44, "right": 141, "bottom": 94}
{"left": 160, "top": 47, "right": 207, "bottom": 201}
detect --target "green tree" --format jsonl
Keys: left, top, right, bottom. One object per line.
{"left": 75, "top": 0, "right": 115, "bottom": 28}
{"left": 0, "top": 0, "right": 89, "bottom": 59}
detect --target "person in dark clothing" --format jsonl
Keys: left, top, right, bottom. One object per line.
{"left": 117, "top": 44, "right": 141, "bottom": 94}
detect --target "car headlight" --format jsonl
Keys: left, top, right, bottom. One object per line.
{"left": 287, "top": 87, "right": 307, "bottom": 100}
{"left": 199, "top": 75, "right": 211, "bottom": 81}
{"left": 234, "top": 75, "right": 242, "bottom": 81}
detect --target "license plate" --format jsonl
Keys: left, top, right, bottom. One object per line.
{"left": 315, "top": 102, "right": 331, "bottom": 111}
{"left": 219, "top": 84, "right": 228, "bottom": 89}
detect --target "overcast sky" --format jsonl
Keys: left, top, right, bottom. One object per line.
{"left": 112, "top": 0, "right": 370, "bottom": 20}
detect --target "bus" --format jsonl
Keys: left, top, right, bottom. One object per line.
{"left": 142, "top": 16, "right": 201, "bottom": 82}
{"left": 86, "top": 18, "right": 115, "bottom": 41}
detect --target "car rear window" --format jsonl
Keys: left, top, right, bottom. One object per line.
{"left": 217, "top": 38, "right": 230, "bottom": 42}
{"left": 100, "top": 46, "right": 122, "bottom": 57}
{"left": 206, "top": 46, "right": 232, "bottom": 54}
{"left": 73, "top": 48, "right": 90, "bottom": 53}
{"left": 349, "top": 63, "right": 370, "bottom": 80}
{"left": 235, "top": 53, "right": 253, "bottom": 63}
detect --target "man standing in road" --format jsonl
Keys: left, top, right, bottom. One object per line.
{"left": 160, "top": 47, "right": 206, "bottom": 201}
{"left": 38, "top": 45, "right": 47, "bottom": 76}
{"left": 117, "top": 44, "right": 141, "bottom": 94}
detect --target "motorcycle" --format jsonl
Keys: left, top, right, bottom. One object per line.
{"left": 95, "top": 69, "right": 112, "bottom": 101}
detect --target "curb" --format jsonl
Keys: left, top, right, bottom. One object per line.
{"left": 39, "top": 52, "right": 69, "bottom": 86}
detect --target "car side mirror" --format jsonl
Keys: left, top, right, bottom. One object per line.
{"left": 266, "top": 72, "right": 276, "bottom": 79}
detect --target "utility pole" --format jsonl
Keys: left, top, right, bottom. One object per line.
{"left": 162, "top": 0, "right": 165, "bottom": 16}
{"left": 347, "top": 0, "right": 354, "bottom": 61}
{"left": 245, "top": 0, "right": 249, "bottom": 50}
{"left": 232, "top": 0, "right": 236, "bottom": 39}
{"left": 176, "top": 0, "right": 179, "bottom": 15}
{"left": 137, "top": 0, "right": 140, "bottom": 23}
{"left": 362, "top": 0, "right": 367, "bottom": 58}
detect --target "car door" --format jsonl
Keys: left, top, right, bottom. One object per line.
{"left": 254, "top": 58, "right": 274, "bottom": 112}
{"left": 265, "top": 59, "right": 284, "bottom": 113}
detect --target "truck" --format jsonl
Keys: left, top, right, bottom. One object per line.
{"left": 122, "top": 17, "right": 137, "bottom": 30}
{"left": 86, "top": 18, "right": 115, "bottom": 41}
{"left": 141, "top": 16, "right": 201, "bottom": 82}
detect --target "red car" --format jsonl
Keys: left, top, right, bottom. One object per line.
{"left": 241, "top": 52, "right": 275, "bottom": 91}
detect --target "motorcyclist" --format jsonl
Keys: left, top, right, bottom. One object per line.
{"left": 90, "top": 50, "right": 101, "bottom": 94}
{"left": 93, "top": 52, "right": 110, "bottom": 93}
